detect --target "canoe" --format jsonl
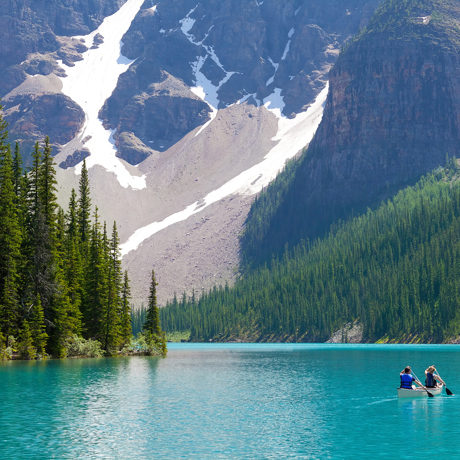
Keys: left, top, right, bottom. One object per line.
{"left": 397, "top": 385, "right": 443, "bottom": 398}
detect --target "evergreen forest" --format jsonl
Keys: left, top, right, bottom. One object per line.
{"left": 0, "top": 108, "right": 166, "bottom": 359}
{"left": 161, "top": 161, "right": 460, "bottom": 343}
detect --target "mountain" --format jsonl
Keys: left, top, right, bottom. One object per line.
{"left": 0, "top": 0, "right": 381, "bottom": 305}
{"left": 1, "top": 0, "right": 127, "bottom": 156}
{"left": 244, "top": 0, "right": 460, "bottom": 266}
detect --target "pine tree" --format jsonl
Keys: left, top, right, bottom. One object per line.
{"left": 82, "top": 207, "right": 106, "bottom": 339}
{"left": 144, "top": 269, "right": 167, "bottom": 355}
{"left": 29, "top": 294, "right": 48, "bottom": 357}
{"left": 0, "top": 330, "right": 8, "bottom": 360}
{"left": 12, "top": 142, "right": 22, "bottom": 199}
{"left": 101, "top": 222, "right": 122, "bottom": 354}
{"left": 78, "top": 159, "right": 91, "bottom": 246}
{"left": 0, "top": 141, "right": 22, "bottom": 340}
{"left": 39, "top": 137, "right": 58, "bottom": 236}
{"left": 120, "top": 271, "right": 132, "bottom": 346}
{"left": 17, "top": 320, "right": 36, "bottom": 360}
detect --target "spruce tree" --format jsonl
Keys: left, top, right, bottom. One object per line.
{"left": 0, "top": 143, "right": 22, "bottom": 340}
{"left": 101, "top": 222, "right": 122, "bottom": 354}
{"left": 12, "top": 142, "right": 22, "bottom": 199}
{"left": 39, "top": 137, "right": 58, "bottom": 235}
{"left": 29, "top": 294, "right": 48, "bottom": 357}
{"left": 120, "top": 271, "right": 132, "bottom": 346}
{"left": 78, "top": 159, "right": 91, "bottom": 245}
{"left": 82, "top": 207, "right": 106, "bottom": 339}
{"left": 17, "top": 320, "right": 36, "bottom": 360}
{"left": 144, "top": 269, "right": 167, "bottom": 355}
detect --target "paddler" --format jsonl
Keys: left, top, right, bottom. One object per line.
{"left": 425, "top": 365, "right": 445, "bottom": 388}
{"left": 400, "top": 366, "right": 424, "bottom": 390}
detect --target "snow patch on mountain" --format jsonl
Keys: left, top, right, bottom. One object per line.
{"left": 120, "top": 84, "right": 328, "bottom": 256}
{"left": 281, "top": 28, "right": 295, "bottom": 60}
{"left": 180, "top": 6, "right": 236, "bottom": 137}
{"left": 266, "top": 58, "right": 279, "bottom": 86}
{"left": 59, "top": 0, "right": 147, "bottom": 190}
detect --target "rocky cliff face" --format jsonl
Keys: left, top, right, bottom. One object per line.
{"left": 282, "top": 0, "right": 460, "bottom": 240}
{"left": 101, "top": 0, "right": 380, "bottom": 164}
{"left": 0, "top": 0, "right": 126, "bottom": 159}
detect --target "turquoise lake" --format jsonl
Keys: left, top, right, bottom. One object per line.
{"left": 1, "top": 344, "right": 460, "bottom": 459}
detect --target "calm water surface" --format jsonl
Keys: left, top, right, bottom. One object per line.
{"left": 1, "top": 344, "right": 460, "bottom": 459}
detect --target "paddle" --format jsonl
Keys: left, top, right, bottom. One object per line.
{"left": 435, "top": 371, "right": 453, "bottom": 396}
{"left": 411, "top": 370, "right": 434, "bottom": 397}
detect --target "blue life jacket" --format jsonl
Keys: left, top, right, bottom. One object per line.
{"left": 400, "top": 373, "right": 414, "bottom": 389}
{"left": 425, "top": 373, "right": 436, "bottom": 388}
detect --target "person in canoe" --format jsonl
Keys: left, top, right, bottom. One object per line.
{"left": 400, "top": 366, "right": 424, "bottom": 390}
{"left": 425, "top": 365, "right": 445, "bottom": 388}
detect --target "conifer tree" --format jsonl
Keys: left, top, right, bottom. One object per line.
{"left": 82, "top": 207, "right": 106, "bottom": 339}
{"left": 29, "top": 142, "right": 41, "bottom": 218}
{"left": 144, "top": 269, "right": 167, "bottom": 355}
{"left": 63, "top": 190, "right": 83, "bottom": 320}
{"left": 101, "top": 222, "right": 122, "bottom": 354}
{"left": 120, "top": 271, "right": 132, "bottom": 346}
{"left": 0, "top": 330, "right": 8, "bottom": 360}
{"left": 39, "top": 137, "right": 58, "bottom": 235}
{"left": 78, "top": 159, "right": 91, "bottom": 245}
{"left": 29, "top": 294, "right": 48, "bottom": 357}
{"left": 17, "top": 320, "right": 36, "bottom": 360}
{"left": 12, "top": 142, "right": 22, "bottom": 198}
{"left": 0, "top": 142, "right": 22, "bottom": 340}
{"left": 67, "top": 189, "right": 79, "bottom": 242}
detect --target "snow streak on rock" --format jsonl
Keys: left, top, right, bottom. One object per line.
{"left": 179, "top": 6, "right": 235, "bottom": 136}
{"left": 59, "top": 0, "right": 147, "bottom": 190}
{"left": 266, "top": 58, "right": 279, "bottom": 86}
{"left": 281, "top": 28, "right": 295, "bottom": 60}
{"left": 120, "top": 84, "right": 329, "bottom": 256}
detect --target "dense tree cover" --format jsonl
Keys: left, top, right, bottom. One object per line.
{"left": 240, "top": 157, "right": 302, "bottom": 270}
{"left": 161, "top": 164, "right": 460, "bottom": 343}
{"left": 238, "top": 144, "right": 360, "bottom": 272}
{"left": 0, "top": 108, "right": 166, "bottom": 358}
{"left": 131, "top": 306, "right": 147, "bottom": 336}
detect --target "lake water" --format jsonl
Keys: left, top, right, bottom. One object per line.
{"left": 1, "top": 344, "right": 460, "bottom": 459}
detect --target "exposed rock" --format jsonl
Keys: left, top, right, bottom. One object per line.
{"left": 21, "top": 53, "right": 62, "bottom": 77}
{"left": 116, "top": 132, "right": 158, "bottom": 165}
{"left": 4, "top": 93, "right": 85, "bottom": 156}
{"left": 54, "top": 37, "right": 88, "bottom": 68}
{"left": 91, "top": 33, "right": 105, "bottom": 49}
{"left": 100, "top": 0, "right": 381, "bottom": 164}
{"left": 102, "top": 69, "right": 212, "bottom": 160}
{"left": 59, "top": 148, "right": 91, "bottom": 169}
{"left": 326, "top": 321, "right": 363, "bottom": 343}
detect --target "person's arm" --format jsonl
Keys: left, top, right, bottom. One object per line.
{"left": 434, "top": 374, "right": 445, "bottom": 385}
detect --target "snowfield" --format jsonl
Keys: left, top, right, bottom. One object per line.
{"left": 59, "top": 0, "right": 147, "bottom": 190}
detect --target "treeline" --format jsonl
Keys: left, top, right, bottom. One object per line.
{"left": 0, "top": 109, "right": 165, "bottom": 358}
{"left": 161, "top": 165, "right": 460, "bottom": 343}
